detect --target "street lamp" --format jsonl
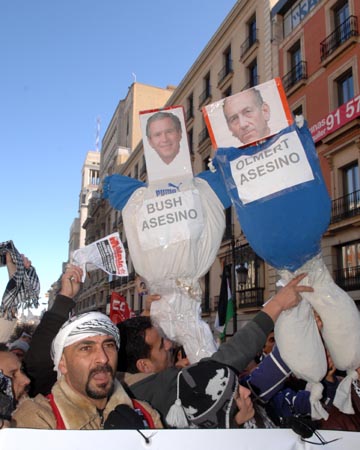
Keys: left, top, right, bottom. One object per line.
{"left": 236, "top": 263, "right": 248, "bottom": 287}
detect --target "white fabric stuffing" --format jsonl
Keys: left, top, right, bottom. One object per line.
{"left": 123, "top": 177, "right": 225, "bottom": 362}
{"left": 276, "top": 253, "right": 360, "bottom": 417}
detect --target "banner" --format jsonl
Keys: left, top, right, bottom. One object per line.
{"left": 1, "top": 428, "right": 358, "bottom": 450}
{"left": 72, "top": 232, "right": 128, "bottom": 281}
{"left": 109, "top": 291, "right": 135, "bottom": 325}
{"left": 310, "top": 94, "right": 360, "bottom": 143}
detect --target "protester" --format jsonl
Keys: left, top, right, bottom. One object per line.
{"left": 21, "top": 262, "right": 311, "bottom": 428}
{"left": 167, "top": 360, "right": 255, "bottom": 428}
{"left": 116, "top": 273, "right": 311, "bottom": 424}
{"left": 23, "top": 265, "right": 81, "bottom": 397}
{"left": 0, "top": 343, "right": 30, "bottom": 428}
{"left": 19, "top": 332, "right": 32, "bottom": 345}
{"left": 24, "top": 266, "right": 160, "bottom": 397}
{"left": 12, "top": 310, "right": 162, "bottom": 429}
{"left": 255, "top": 331, "right": 275, "bottom": 364}
{"left": 8, "top": 340, "right": 29, "bottom": 362}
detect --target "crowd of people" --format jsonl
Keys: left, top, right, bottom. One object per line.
{"left": 1, "top": 252, "right": 360, "bottom": 433}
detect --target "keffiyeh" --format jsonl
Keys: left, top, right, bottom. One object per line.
{"left": 0, "top": 240, "right": 40, "bottom": 319}
{"left": 51, "top": 312, "right": 120, "bottom": 375}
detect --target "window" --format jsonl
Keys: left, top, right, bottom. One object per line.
{"left": 199, "top": 73, "right": 211, "bottom": 105}
{"left": 186, "top": 94, "right": 194, "bottom": 120}
{"left": 321, "top": 1, "right": 355, "bottom": 60}
{"left": 199, "top": 118, "right": 209, "bottom": 145}
{"left": 339, "top": 242, "right": 360, "bottom": 270}
{"left": 292, "top": 105, "right": 303, "bottom": 117}
{"left": 205, "top": 73, "right": 211, "bottom": 97}
{"left": 333, "top": 162, "right": 360, "bottom": 222}
{"left": 223, "top": 85, "right": 232, "bottom": 98}
{"left": 282, "top": 41, "right": 307, "bottom": 90}
{"left": 248, "top": 16, "right": 257, "bottom": 47}
{"left": 248, "top": 59, "right": 258, "bottom": 87}
{"left": 334, "top": 0, "right": 349, "bottom": 30}
{"left": 134, "top": 163, "right": 139, "bottom": 179}
{"left": 343, "top": 162, "right": 360, "bottom": 213}
{"left": 343, "top": 163, "right": 359, "bottom": 196}
{"left": 241, "top": 15, "right": 257, "bottom": 57}
{"left": 187, "top": 128, "right": 194, "bottom": 155}
{"left": 290, "top": 42, "right": 302, "bottom": 77}
{"left": 89, "top": 169, "right": 99, "bottom": 185}
{"left": 283, "top": 0, "right": 320, "bottom": 37}
{"left": 336, "top": 69, "right": 354, "bottom": 106}
{"left": 336, "top": 240, "right": 360, "bottom": 291}
{"left": 224, "top": 46, "right": 232, "bottom": 75}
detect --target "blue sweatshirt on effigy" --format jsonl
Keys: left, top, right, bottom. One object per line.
{"left": 205, "top": 122, "right": 331, "bottom": 271}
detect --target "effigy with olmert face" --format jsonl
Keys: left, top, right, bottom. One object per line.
{"left": 203, "top": 78, "right": 360, "bottom": 420}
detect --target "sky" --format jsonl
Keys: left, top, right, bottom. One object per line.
{"left": 0, "top": 0, "right": 237, "bottom": 314}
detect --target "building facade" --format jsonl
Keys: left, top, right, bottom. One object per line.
{"left": 71, "top": 0, "right": 359, "bottom": 329}
{"left": 76, "top": 82, "right": 175, "bottom": 313}
{"left": 272, "top": 0, "right": 360, "bottom": 303}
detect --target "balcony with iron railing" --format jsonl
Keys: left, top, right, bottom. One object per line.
{"left": 198, "top": 127, "right": 209, "bottom": 145}
{"left": 282, "top": 61, "right": 308, "bottom": 91}
{"left": 222, "top": 243, "right": 265, "bottom": 309}
{"left": 199, "top": 86, "right": 212, "bottom": 106}
{"left": 320, "top": 15, "right": 358, "bottom": 61}
{"left": 128, "top": 271, "right": 136, "bottom": 282}
{"left": 109, "top": 277, "right": 123, "bottom": 289}
{"left": 218, "top": 60, "right": 233, "bottom": 85}
{"left": 140, "top": 164, "right": 147, "bottom": 177}
{"left": 241, "top": 76, "right": 259, "bottom": 91}
{"left": 237, "top": 287, "right": 264, "bottom": 309}
{"left": 240, "top": 30, "right": 259, "bottom": 59}
{"left": 330, "top": 189, "right": 360, "bottom": 224}
{"left": 334, "top": 265, "right": 360, "bottom": 291}
{"left": 186, "top": 107, "right": 194, "bottom": 121}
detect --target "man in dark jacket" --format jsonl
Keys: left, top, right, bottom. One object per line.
{"left": 24, "top": 266, "right": 311, "bottom": 424}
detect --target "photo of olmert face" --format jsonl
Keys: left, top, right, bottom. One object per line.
{"left": 203, "top": 78, "right": 294, "bottom": 149}
{"left": 140, "top": 106, "right": 193, "bottom": 183}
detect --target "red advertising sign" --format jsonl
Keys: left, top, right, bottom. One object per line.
{"left": 109, "top": 292, "right": 135, "bottom": 325}
{"left": 310, "top": 94, "right": 360, "bottom": 143}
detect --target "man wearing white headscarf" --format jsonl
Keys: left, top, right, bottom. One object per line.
{"left": 13, "top": 309, "right": 162, "bottom": 429}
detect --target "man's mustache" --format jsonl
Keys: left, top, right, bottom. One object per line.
{"left": 89, "top": 364, "right": 114, "bottom": 378}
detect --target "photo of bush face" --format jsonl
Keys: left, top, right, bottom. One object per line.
{"left": 140, "top": 106, "right": 193, "bottom": 183}
{"left": 203, "top": 78, "right": 294, "bottom": 149}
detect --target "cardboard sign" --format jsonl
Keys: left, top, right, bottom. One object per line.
{"left": 230, "top": 130, "right": 314, "bottom": 204}
{"left": 139, "top": 106, "right": 193, "bottom": 183}
{"left": 203, "top": 78, "right": 293, "bottom": 149}
{"left": 136, "top": 189, "right": 204, "bottom": 250}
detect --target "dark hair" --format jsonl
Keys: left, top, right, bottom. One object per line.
{"left": 0, "top": 343, "right": 9, "bottom": 353}
{"left": 146, "top": 111, "right": 182, "bottom": 138}
{"left": 223, "top": 87, "right": 265, "bottom": 118}
{"left": 117, "top": 316, "right": 153, "bottom": 373}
